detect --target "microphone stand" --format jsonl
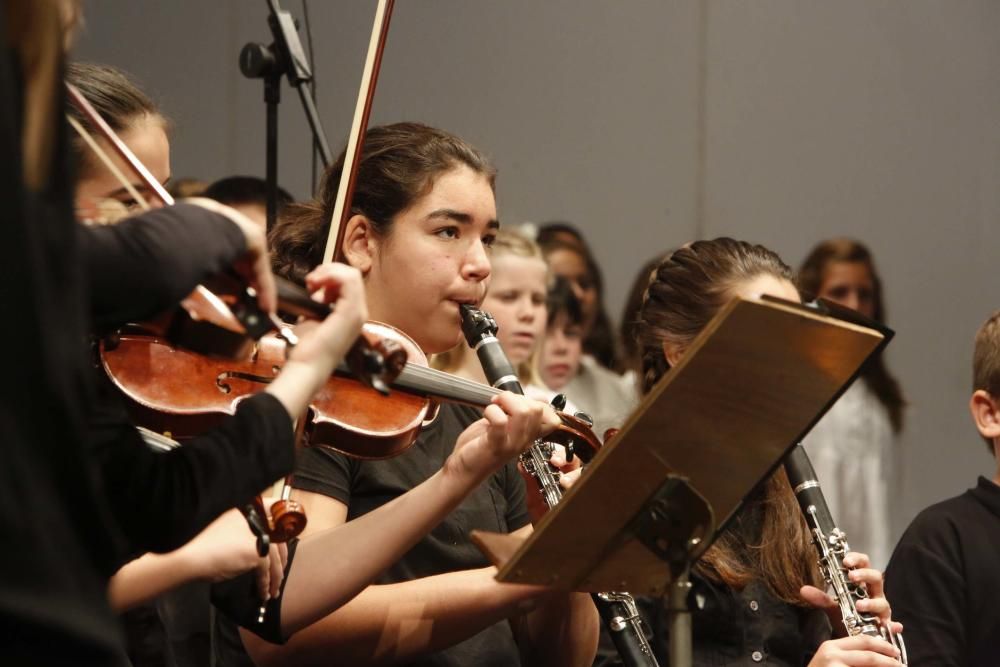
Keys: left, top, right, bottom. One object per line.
{"left": 240, "top": 0, "right": 334, "bottom": 232}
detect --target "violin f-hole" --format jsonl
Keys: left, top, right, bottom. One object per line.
{"left": 216, "top": 371, "right": 275, "bottom": 394}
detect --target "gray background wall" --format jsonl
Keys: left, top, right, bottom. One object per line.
{"left": 76, "top": 1, "right": 1000, "bottom": 542}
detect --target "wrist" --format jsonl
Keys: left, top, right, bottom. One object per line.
{"left": 265, "top": 358, "right": 331, "bottom": 418}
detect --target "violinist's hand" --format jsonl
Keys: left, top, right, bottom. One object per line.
{"left": 800, "top": 551, "right": 903, "bottom": 638}
{"left": 446, "top": 392, "right": 561, "bottom": 487}
{"left": 185, "top": 197, "right": 277, "bottom": 314}
{"left": 286, "top": 262, "right": 368, "bottom": 371}
{"left": 178, "top": 508, "right": 288, "bottom": 601}
{"left": 517, "top": 443, "right": 583, "bottom": 523}
{"left": 266, "top": 262, "right": 367, "bottom": 417}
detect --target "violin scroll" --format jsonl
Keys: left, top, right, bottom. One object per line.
{"left": 247, "top": 495, "right": 307, "bottom": 546}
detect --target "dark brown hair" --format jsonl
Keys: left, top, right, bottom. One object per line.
{"left": 973, "top": 311, "right": 1000, "bottom": 454}
{"left": 547, "top": 275, "right": 585, "bottom": 329}
{"left": 269, "top": 122, "right": 495, "bottom": 283}
{"left": 204, "top": 175, "right": 294, "bottom": 211}
{"left": 797, "top": 238, "right": 905, "bottom": 433}
{"left": 536, "top": 225, "right": 620, "bottom": 371}
{"left": 619, "top": 254, "right": 667, "bottom": 383}
{"left": 65, "top": 62, "right": 164, "bottom": 176}
{"left": 636, "top": 237, "right": 821, "bottom": 602}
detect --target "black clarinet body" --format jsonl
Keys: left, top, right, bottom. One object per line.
{"left": 784, "top": 443, "right": 907, "bottom": 663}
{"left": 460, "top": 305, "right": 659, "bottom": 667}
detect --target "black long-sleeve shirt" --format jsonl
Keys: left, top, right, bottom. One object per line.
{"left": 1, "top": 31, "right": 294, "bottom": 664}
{"left": 82, "top": 205, "right": 294, "bottom": 558}
{"left": 884, "top": 476, "right": 1000, "bottom": 667}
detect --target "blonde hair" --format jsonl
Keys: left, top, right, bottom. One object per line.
{"left": 432, "top": 229, "right": 547, "bottom": 386}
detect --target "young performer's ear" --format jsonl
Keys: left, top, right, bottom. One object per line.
{"left": 969, "top": 389, "right": 1000, "bottom": 441}
{"left": 662, "top": 340, "right": 684, "bottom": 368}
{"left": 341, "top": 214, "right": 376, "bottom": 275}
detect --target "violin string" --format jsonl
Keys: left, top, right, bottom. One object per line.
{"left": 396, "top": 363, "right": 499, "bottom": 406}
{"left": 398, "top": 364, "right": 496, "bottom": 403}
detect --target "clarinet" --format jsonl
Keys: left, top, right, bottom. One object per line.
{"left": 460, "top": 305, "right": 659, "bottom": 667}
{"left": 784, "top": 444, "right": 908, "bottom": 664}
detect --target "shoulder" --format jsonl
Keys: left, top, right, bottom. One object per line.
{"left": 896, "top": 492, "right": 970, "bottom": 548}
{"left": 889, "top": 488, "right": 987, "bottom": 575}
{"left": 904, "top": 488, "right": 987, "bottom": 537}
{"left": 577, "top": 356, "right": 636, "bottom": 400}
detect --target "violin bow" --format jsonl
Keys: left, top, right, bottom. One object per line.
{"left": 65, "top": 82, "right": 173, "bottom": 209}
{"left": 321, "top": 0, "right": 395, "bottom": 264}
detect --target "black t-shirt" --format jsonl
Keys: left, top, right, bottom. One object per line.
{"left": 884, "top": 475, "right": 1000, "bottom": 666}
{"left": 214, "top": 402, "right": 532, "bottom": 667}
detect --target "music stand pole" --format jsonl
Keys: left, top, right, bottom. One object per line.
{"left": 240, "top": 0, "right": 334, "bottom": 232}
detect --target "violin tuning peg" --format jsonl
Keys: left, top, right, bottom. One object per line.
{"left": 573, "top": 411, "right": 594, "bottom": 428}
{"left": 550, "top": 393, "right": 568, "bottom": 411}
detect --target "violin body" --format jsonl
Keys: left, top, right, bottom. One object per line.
{"left": 102, "top": 320, "right": 430, "bottom": 459}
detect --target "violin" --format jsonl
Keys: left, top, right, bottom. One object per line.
{"left": 103, "top": 315, "right": 600, "bottom": 461}
{"left": 65, "top": 82, "right": 398, "bottom": 557}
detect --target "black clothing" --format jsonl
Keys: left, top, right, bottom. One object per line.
{"left": 594, "top": 491, "right": 829, "bottom": 667}
{"left": 214, "top": 402, "right": 533, "bottom": 667}
{"left": 1, "top": 33, "right": 295, "bottom": 663}
{"left": 884, "top": 476, "right": 1000, "bottom": 667}
{"left": 593, "top": 578, "right": 830, "bottom": 667}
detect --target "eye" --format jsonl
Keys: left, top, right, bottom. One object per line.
{"left": 827, "top": 286, "right": 850, "bottom": 299}
{"left": 482, "top": 233, "right": 497, "bottom": 248}
{"left": 532, "top": 293, "right": 547, "bottom": 306}
{"left": 435, "top": 226, "right": 459, "bottom": 240}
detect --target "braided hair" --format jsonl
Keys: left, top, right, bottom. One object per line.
{"left": 634, "top": 238, "right": 822, "bottom": 603}
{"left": 637, "top": 238, "right": 794, "bottom": 392}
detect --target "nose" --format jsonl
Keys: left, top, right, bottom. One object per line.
{"left": 548, "top": 330, "right": 568, "bottom": 355}
{"left": 517, "top": 298, "right": 536, "bottom": 322}
{"left": 843, "top": 292, "right": 861, "bottom": 312}
{"left": 461, "top": 238, "right": 491, "bottom": 283}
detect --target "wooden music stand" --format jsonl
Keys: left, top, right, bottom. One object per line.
{"left": 471, "top": 295, "right": 885, "bottom": 597}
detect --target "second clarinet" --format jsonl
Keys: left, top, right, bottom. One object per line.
{"left": 784, "top": 443, "right": 908, "bottom": 664}
{"left": 460, "top": 305, "right": 660, "bottom": 667}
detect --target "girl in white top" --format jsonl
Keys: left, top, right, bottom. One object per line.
{"left": 798, "top": 238, "right": 906, "bottom": 569}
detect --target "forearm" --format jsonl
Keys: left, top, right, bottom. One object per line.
{"left": 246, "top": 568, "right": 549, "bottom": 667}
{"left": 108, "top": 550, "right": 200, "bottom": 611}
{"left": 101, "top": 393, "right": 293, "bottom": 553}
{"left": 516, "top": 591, "right": 600, "bottom": 667}
{"left": 280, "top": 467, "right": 477, "bottom": 634}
